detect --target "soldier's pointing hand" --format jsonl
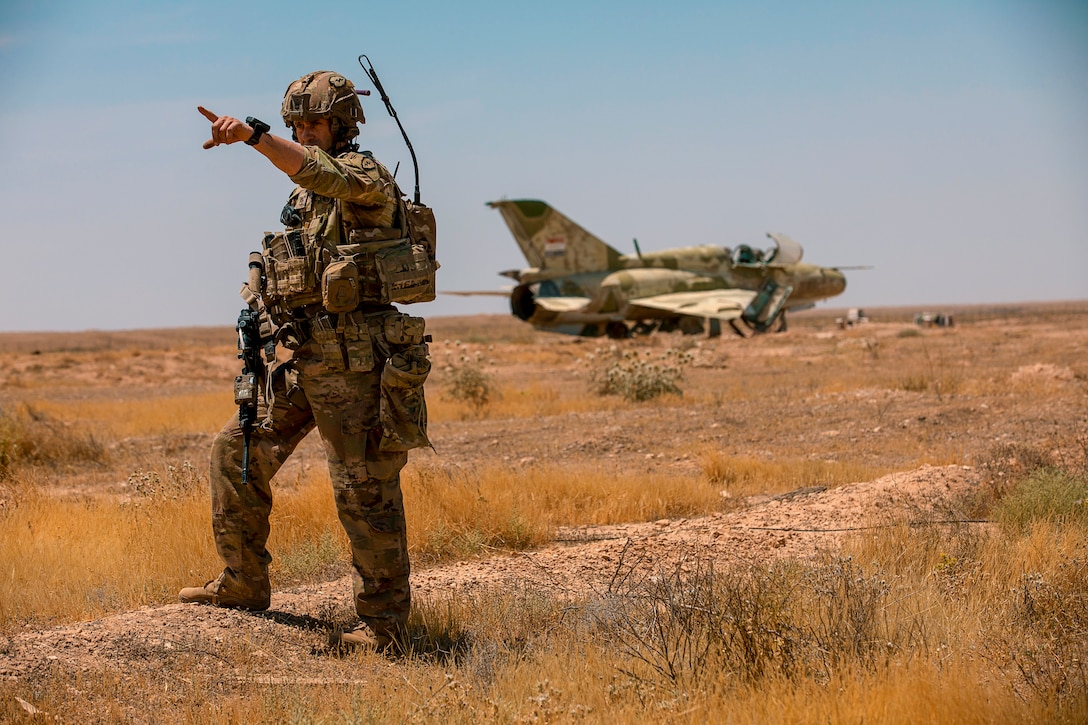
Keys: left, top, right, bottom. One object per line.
{"left": 198, "top": 106, "right": 254, "bottom": 149}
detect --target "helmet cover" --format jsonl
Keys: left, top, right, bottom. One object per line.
{"left": 281, "top": 71, "right": 365, "bottom": 140}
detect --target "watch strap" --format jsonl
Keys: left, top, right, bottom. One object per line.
{"left": 245, "top": 117, "right": 270, "bottom": 146}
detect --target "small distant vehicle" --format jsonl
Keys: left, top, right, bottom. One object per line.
{"left": 450, "top": 199, "right": 857, "bottom": 338}
{"left": 836, "top": 308, "right": 869, "bottom": 329}
{"left": 915, "top": 312, "right": 955, "bottom": 328}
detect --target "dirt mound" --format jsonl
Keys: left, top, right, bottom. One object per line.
{"left": 1010, "top": 363, "right": 1076, "bottom": 382}
{"left": 0, "top": 465, "right": 979, "bottom": 684}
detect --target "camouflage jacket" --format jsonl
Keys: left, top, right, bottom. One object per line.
{"left": 285, "top": 145, "right": 402, "bottom": 249}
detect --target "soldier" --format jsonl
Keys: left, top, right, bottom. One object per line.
{"left": 180, "top": 71, "right": 433, "bottom": 652}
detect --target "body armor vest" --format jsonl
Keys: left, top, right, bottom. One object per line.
{"left": 258, "top": 151, "right": 437, "bottom": 325}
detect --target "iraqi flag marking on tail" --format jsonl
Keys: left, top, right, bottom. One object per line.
{"left": 544, "top": 235, "right": 567, "bottom": 257}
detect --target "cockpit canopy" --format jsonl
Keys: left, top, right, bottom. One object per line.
{"left": 727, "top": 233, "right": 804, "bottom": 268}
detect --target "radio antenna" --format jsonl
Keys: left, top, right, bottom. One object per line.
{"left": 358, "top": 54, "right": 420, "bottom": 204}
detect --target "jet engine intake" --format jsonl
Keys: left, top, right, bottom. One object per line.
{"left": 511, "top": 284, "right": 536, "bottom": 321}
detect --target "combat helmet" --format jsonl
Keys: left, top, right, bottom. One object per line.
{"left": 281, "top": 70, "right": 364, "bottom": 148}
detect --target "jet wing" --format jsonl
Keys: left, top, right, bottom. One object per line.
{"left": 443, "top": 290, "right": 512, "bottom": 297}
{"left": 626, "top": 289, "right": 757, "bottom": 321}
{"left": 534, "top": 296, "right": 593, "bottom": 313}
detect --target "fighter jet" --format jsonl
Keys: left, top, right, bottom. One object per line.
{"left": 451, "top": 199, "right": 851, "bottom": 338}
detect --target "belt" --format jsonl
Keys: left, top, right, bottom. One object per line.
{"left": 277, "top": 304, "right": 397, "bottom": 350}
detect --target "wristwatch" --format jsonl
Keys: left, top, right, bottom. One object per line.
{"left": 245, "top": 117, "right": 270, "bottom": 146}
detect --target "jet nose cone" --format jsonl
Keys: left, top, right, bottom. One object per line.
{"left": 795, "top": 266, "right": 846, "bottom": 301}
{"left": 826, "top": 268, "right": 846, "bottom": 297}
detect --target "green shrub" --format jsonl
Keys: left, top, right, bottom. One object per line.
{"left": 588, "top": 349, "right": 692, "bottom": 402}
{"left": 444, "top": 357, "right": 494, "bottom": 414}
{"left": 995, "top": 468, "right": 1088, "bottom": 533}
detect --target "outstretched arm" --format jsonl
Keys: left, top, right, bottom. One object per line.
{"left": 198, "top": 106, "right": 305, "bottom": 176}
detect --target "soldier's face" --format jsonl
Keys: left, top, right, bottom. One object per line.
{"left": 294, "top": 118, "right": 334, "bottom": 151}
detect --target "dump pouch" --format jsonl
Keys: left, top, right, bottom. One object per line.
{"left": 266, "top": 362, "right": 309, "bottom": 422}
{"left": 379, "top": 346, "right": 431, "bottom": 451}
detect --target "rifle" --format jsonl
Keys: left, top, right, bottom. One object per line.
{"left": 233, "top": 307, "right": 262, "bottom": 485}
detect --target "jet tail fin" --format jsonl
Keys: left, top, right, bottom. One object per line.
{"left": 487, "top": 199, "right": 622, "bottom": 274}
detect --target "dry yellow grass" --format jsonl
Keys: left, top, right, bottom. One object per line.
{"left": 0, "top": 459, "right": 720, "bottom": 628}
{"left": 427, "top": 379, "right": 632, "bottom": 421}
{"left": 406, "top": 461, "right": 721, "bottom": 564}
{"left": 0, "top": 486, "right": 216, "bottom": 625}
{"left": 2, "top": 305, "right": 1087, "bottom": 722}
{"left": 32, "top": 392, "right": 235, "bottom": 438}
{"left": 695, "top": 449, "right": 898, "bottom": 497}
{"left": 8, "top": 519, "right": 1082, "bottom": 723}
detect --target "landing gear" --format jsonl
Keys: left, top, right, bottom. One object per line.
{"left": 678, "top": 317, "right": 704, "bottom": 335}
{"left": 579, "top": 324, "right": 604, "bottom": 337}
{"left": 729, "top": 310, "right": 788, "bottom": 337}
{"left": 605, "top": 321, "right": 630, "bottom": 339}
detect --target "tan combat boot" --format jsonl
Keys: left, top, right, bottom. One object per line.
{"left": 328, "top": 624, "right": 394, "bottom": 652}
{"left": 178, "top": 581, "right": 218, "bottom": 605}
{"left": 178, "top": 577, "right": 269, "bottom": 611}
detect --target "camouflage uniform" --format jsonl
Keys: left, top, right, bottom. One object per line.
{"left": 207, "top": 143, "right": 427, "bottom": 640}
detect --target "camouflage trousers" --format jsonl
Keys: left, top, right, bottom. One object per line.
{"left": 207, "top": 331, "right": 414, "bottom": 637}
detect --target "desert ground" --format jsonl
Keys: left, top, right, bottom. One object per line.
{"left": 1, "top": 301, "right": 1085, "bottom": 721}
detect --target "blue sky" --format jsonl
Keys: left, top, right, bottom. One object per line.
{"left": 1, "top": 0, "right": 1085, "bottom": 332}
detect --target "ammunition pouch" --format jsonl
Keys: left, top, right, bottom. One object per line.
{"left": 261, "top": 230, "right": 323, "bottom": 312}
{"left": 308, "top": 312, "right": 376, "bottom": 373}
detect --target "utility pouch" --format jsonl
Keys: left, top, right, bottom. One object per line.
{"left": 384, "top": 313, "right": 426, "bottom": 346}
{"left": 346, "top": 230, "right": 436, "bottom": 305}
{"left": 375, "top": 243, "right": 437, "bottom": 305}
{"left": 379, "top": 345, "right": 431, "bottom": 451}
{"left": 322, "top": 258, "right": 361, "bottom": 313}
